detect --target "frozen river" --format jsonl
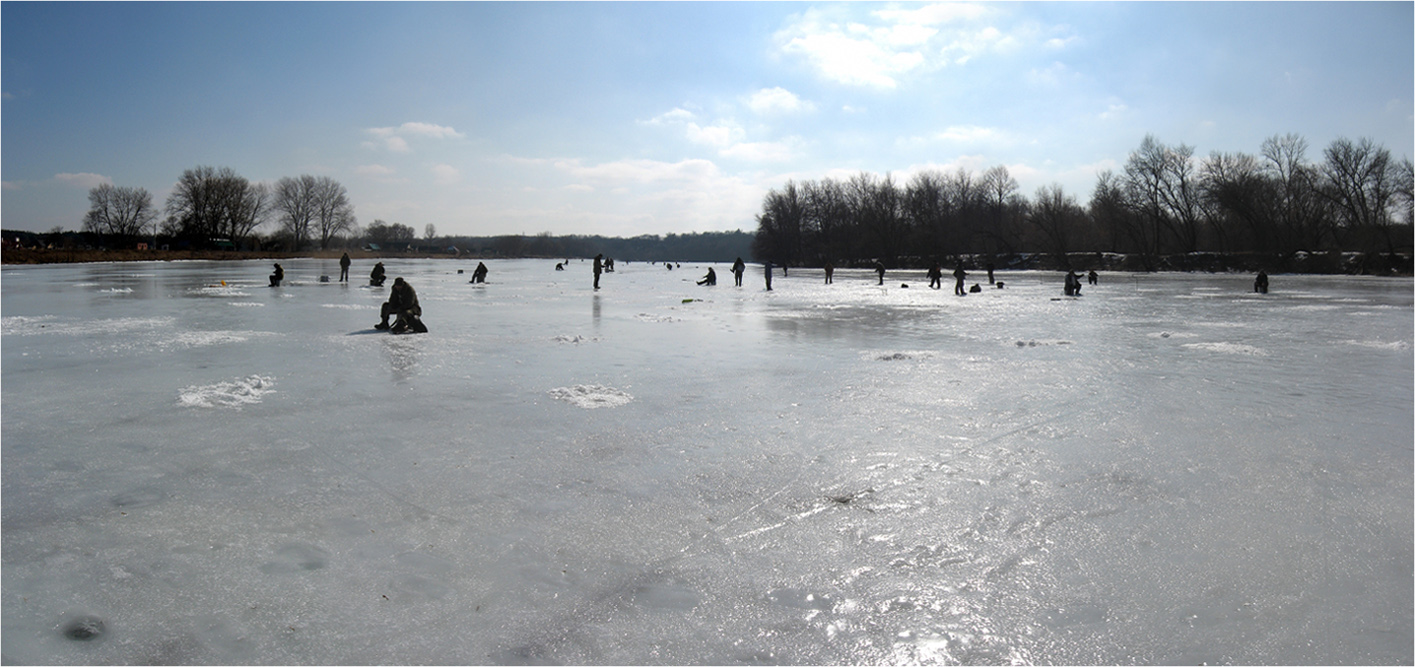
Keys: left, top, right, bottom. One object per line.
{"left": 2, "top": 258, "right": 1411, "bottom": 665}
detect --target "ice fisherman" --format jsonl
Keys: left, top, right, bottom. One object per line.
{"left": 376, "top": 277, "right": 425, "bottom": 333}
{"left": 764, "top": 261, "right": 773, "bottom": 291}
{"left": 731, "top": 257, "right": 746, "bottom": 286}
{"left": 875, "top": 261, "right": 886, "bottom": 285}
{"left": 369, "top": 262, "right": 387, "bottom": 287}
{"left": 1254, "top": 271, "right": 1269, "bottom": 294}
{"left": 1088, "top": 270, "right": 1098, "bottom": 286}
{"left": 927, "top": 263, "right": 943, "bottom": 289}
{"left": 824, "top": 260, "right": 834, "bottom": 284}
{"left": 339, "top": 252, "right": 351, "bottom": 282}
{"left": 593, "top": 254, "right": 603, "bottom": 289}
{"left": 698, "top": 267, "right": 717, "bottom": 286}
{"left": 1064, "top": 270, "right": 1083, "bottom": 296}
{"left": 953, "top": 265, "right": 967, "bottom": 295}
{"left": 986, "top": 262, "right": 996, "bottom": 285}
{"left": 471, "top": 262, "right": 488, "bottom": 284}
{"left": 269, "top": 263, "right": 284, "bottom": 287}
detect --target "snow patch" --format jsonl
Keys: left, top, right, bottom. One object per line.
{"left": 1181, "top": 342, "right": 1268, "bottom": 356}
{"left": 548, "top": 384, "right": 633, "bottom": 409}
{"left": 178, "top": 375, "right": 276, "bottom": 409}
{"left": 1346, "top": 340, "right": 1411, "bottom": 351}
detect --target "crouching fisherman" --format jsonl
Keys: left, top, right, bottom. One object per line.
{"left": 369, "top": 262, "right": 387, "bottom": 287}
{"left": 376, "top": 277, "right": 427, "bottom": 333}
{"left": 269, "top": 263, "right": 284, "bottom": 287}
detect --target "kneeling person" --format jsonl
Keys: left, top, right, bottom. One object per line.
{"left": 377, "top": 277, "right": 426, "bottom": 333}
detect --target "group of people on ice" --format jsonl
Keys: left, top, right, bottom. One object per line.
{"left": 261, "top": 254, "right": 1278, "bottom": 338}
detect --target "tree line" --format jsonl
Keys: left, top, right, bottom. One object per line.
{"left": 80, "top": 165, "right": 356, "bottom": 251}
{"left": 752, "top": 134, "right": 1414, "bottom": 271}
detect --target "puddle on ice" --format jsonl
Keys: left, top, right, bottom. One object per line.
{"left": 2, "top": 260, "right": 1410, "bottom": 665}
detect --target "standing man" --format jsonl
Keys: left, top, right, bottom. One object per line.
{"left": 953, "top": 265, "right": 967, "bottom": 296}
{"left": 593, "top": 254, "right": 604, "bottom": 290}
{"left": 732, "top": 257, "right": 746, "bottom": 287}
{"left": 339, "top": 252, "right": 351, "bottom": 282}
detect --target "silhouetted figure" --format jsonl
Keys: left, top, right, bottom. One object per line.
{"left": 377, "top": 277, "right": 425, "bottom": 333}
{"left": 875, "top": 262, "right": 886, "bottom": 285}
{"left": 1088, "top": 269, "right": 1098, "bottom": 286}
{"left": 471, "top": 261, "right": 488, "bottom": 284}
{"left": 764, "top": 261, "right": 773, "bottom": 291}
{"left": 605, "top": 258, "right": 615, "bottom": 272}
{"left": 953, "top": 266, "right": 967, "bottom": 295}
{"left": 824, "top": 261, "right": 834, "bottom": 284}
{"left": 339, "top": 252, "right": 351, "bottom": 282}
{"left": 1254, "top": 271, "right": 1269, "bottom": 294}
{"left": 927, "top": 263, "right": 943, "bottom": 289}
{"left": 555, "top": 262, "right": 564, "bottom": 271}
{"left": 969, "top": 283, "right": 982, "bottom": 293}
{"left": 269, "top": 263, "right": 284, "bottom": 287}
{"left": 732, "top": 257, "right": 746, "bottom": 286}
{"left": 369, "top": 262, "right": 386, "bottom": 287}
{"left": 986, "top": 262, "right": 996, "bottom": 285}
{"left": 782, "top": 265, "right": 788, "bottom": 277}
{"left": 593, "top": 254, "right": 603, "bottom": 289}
{"left": 1064, "top": 270, "right": 1083, "bottom": 296}
{"left": 698, "top": 267, "right": 717, "bottom": 286}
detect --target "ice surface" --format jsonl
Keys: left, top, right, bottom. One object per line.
{"left": 3, "top": 258, "right": 1411, "bottom": 665}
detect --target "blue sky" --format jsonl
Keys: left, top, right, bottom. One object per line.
{"left": 3, "top": 2, "right": 1412, "bottom": 237}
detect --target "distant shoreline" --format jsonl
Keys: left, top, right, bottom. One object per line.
{"left": 0, "top": 248, "right": 496, "bottom": 266}
{"left": 2, "top": 247, "right": 1410, "bottom": 277}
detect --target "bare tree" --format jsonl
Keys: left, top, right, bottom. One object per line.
{"left": 273, "top": 175, "right": 319, "bottom": 250}
{"left": 1123, "top": 135, "right": 1205, "bottom": 254}
{"left": 1028, "top": 183, "right": 1085, "bottom": 264}
{"left": 165, "top": 166, "right": 266, "bottom": 247}
{"left": 1396, "top": 157, "right": 1414, "bottom": 228}
{"left": 227, "top": 181, "right": 271, "bottom": 246}
{"left": 1259, "top": 133, "right": 1329, "bottom": 252}
{"left": 312, "top": 177, "right": 355, "bottom": 250}
{"left": 1090, "top": 170, "right": 1153, "bottom": 267}
{"left": 83, "top": 184, "right": 159, "bottom": 238}
{"left": 424, "top": 224, "right": 437, "bottom": 241}
{"left": 978, "top": 165, "right": 1024, "bottom": 255}
{"left": 1321, "top": 137, "right": 1401, "bottom": 252}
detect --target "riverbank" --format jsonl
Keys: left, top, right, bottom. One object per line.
{"left": 0, "top": 248, "right": 481, "bottom": 265}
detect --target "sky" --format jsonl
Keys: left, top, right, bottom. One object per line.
{"left": 3, "top": 2, "right": 1412, "bottom": 238}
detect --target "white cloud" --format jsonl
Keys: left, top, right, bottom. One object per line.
{"left": 720, "top": 140, "right": 798, "bottom": 163}
{"left": 431, "top": 164, "right": 461, "bottom": 185}
{"left": 900, "top": 125, "right": 1008, "bottom": 148}
{"left": 643, "top": 108, "right": 697, "bottom": 125}
{"left": 364, "top": 122, "right": 464, "bottom": 152}
{"left": 685, "top": 122, "right": 743, "bottom": 147}
{"left": 1099, "top": 101, "right": 1129, "bottom": 121}
{"left": 777, "top": 3, "right": 1077, "bottom": 88}
{"left": 935, "top": 125, "right": 1003, "bottom": 143}
{"left": 397, "top": 122, "right": 465, "bottom": 140}
{"left": 780, "top": 26, "right": 922, "bottom": 88}
{"left": 54, "top": 172, "right": 112, "bottom": 189}
{"left": 747, "top": 87, "right": 815, "bottom": 115}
